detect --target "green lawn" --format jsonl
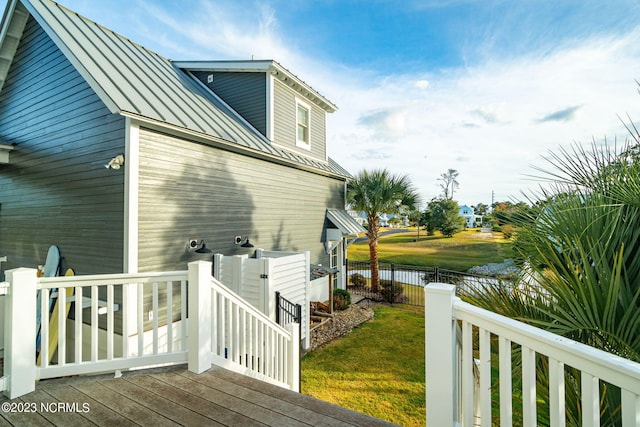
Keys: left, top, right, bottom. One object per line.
{"left": 301, "top": 305, "right": 425, "bottom": 427}
{"left": 348, "top": 228, "right": 513, "bottom": 271}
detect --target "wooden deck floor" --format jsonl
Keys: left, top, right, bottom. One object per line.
{"left": 0, "top": 364, "right": 396, "bottom": 426}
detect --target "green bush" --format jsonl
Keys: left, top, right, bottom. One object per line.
{"left": 333, "top": 288, "right": 351, "bottom": 310}
{"left": 501, "top": 224, "right": 515, "bottom": 239}
{"left": 349, "top": 273, "right": 366, "bottom": 287}
{"left": 492, "top": 224, "right": 502, "bottom": 232}
{"left": 380, "top": 280, "right": 404, "bottom": 303}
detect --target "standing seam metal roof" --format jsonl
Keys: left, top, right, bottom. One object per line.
{"left": 18, "top": 0, "right": 350, "bottom": 178}
{"left": 326, "top": 209, "right": 366, "bottom": 236}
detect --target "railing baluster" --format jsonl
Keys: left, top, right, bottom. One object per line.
{"left": 549, "top": 357, "right": 565, "bottom": 427}
{"left": 233, "top": 303, "right": 240, "bottom": 362}
{"left": 246, "top": 312, "right": 252, "bottom": 368}
{"left": 137, "top": 283, "right": 144, "bottom": 356}
{"left": 167, "top": 280, "right": 173, "bottom": 353}
{"left": 91, "top": 285, "right": 98, "bottom": 362}
{"left": 58, "top": 287, "right": 67, "bottom": 366}
{"left": 498, "top": 336, "right": 512, "bottom": 427}
{"left": 40, "top": 288, "right": 50, "bottom": 367}
{"left": 522, "top": 346, "right": 536, "bottom": 427}
{"left": 621, "top": 389, "right": 640, "bottom": 427}
{"left": 181, "top": 279, "right": 187, "bottom": 351}
{"left": 220, "top": 298, "right": 226, "bottom": 358}
{"left": 75, "top": 285, "right": 82, "bottom": 363}
{"left": 107, "top": 284, "right": 114, "bottom": 360}
{"left": 461, "top": 320, "right": 474, "bottom": 426}
{"left": 581, "top": 372, "right": 600, "bottom": 427}
{"left": 152, "top": 282, "right": 159, "bottom": 355}
{"left": 211, "top": 288, "right": 218, "bottom": 355}
{"left": 479, "top": 328, "right": 491, "bottom": 427}
{"left": 121, "top": 283, "right": 128, "bottom": 359}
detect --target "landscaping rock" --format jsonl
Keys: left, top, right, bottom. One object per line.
{"left": 308, "top": 301, "right": 375, "bottom": 352}
{"left": 467, "top": 259, "right": 520, "bottom": 278}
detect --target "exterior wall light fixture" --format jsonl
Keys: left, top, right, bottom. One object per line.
{"left": 188, "top": 239, "right": 212, "bottom": 253}
{"left": 105, "top": 154, "right": 125, "bottom": 170}
{"left": 234, "top": 236, "right": 254, "bottom": 248}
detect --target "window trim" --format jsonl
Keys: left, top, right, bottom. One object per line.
{"left": 295, "top": 98, "right": 311, "bottom": 150}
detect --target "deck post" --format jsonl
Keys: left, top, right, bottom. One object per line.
{"left": 4, "top": 268, "right": 37, "bottom": 398}
{"left": 425, "top": 283, "right": 457, "bottom": 427}
{"left": 188, "top": 261, "right": 212, "bottom": 374}
{"left": 286, "top": 323, "right": 300, "bottom": 392}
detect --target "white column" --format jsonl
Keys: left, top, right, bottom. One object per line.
{"left": 4, "top": 268, "right": 37, "bottom": 398}
{"left": 187, "top": 261, "right": 212, "bottom": 374}
{"left": 425, "top": 283, "right": 457, "bottom": 427}
{"left": 123, "top": 118, "right": 140, "bottom": 274}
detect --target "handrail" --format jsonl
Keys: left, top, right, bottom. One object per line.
{"left": 38, "top": 270, "right": 188, "bottom": 288}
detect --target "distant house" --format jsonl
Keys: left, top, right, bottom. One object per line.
{"left": 459, "top": 205, "right": 482, "bottom": 228}
{"left": 0, "top": 0, "right": 363, "bottom": 291}
{"left": 348, "top": 211, "right": 408, "bottom": 228}
{"left": 348, "top": 210, "right": 367, "bottom": 227}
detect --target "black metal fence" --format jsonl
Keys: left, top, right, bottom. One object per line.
{"left": 275, "top": 291, "right": 302, "bottom": 326}
{"left": 345, "top": 260, "right": 515, "bottom": 306}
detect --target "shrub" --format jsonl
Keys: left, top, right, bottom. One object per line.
{"left": 349, "top": 273, "right": 366, "bottom": 287}
{"left": 501, "top": 224, "right": 515, "bottom": 239}
{"left": 380, "top": 280, "right": 404, "bottom": 303}
{"left": 333, "top": 289, "right": 351, "bottom": 310}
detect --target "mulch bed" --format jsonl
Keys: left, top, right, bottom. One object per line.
{"left": 307, "top": 300, "right": 376, "bottom": 352}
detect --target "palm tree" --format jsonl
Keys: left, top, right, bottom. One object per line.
{"left": 347, "top": 169, "right": 419, "bottom": 293}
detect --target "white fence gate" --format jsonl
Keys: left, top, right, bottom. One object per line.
{"left": 213, "top": 250, "right": 310, "bottom": 349}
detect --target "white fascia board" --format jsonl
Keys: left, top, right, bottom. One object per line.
{"left": 270, "top": 61, "right": 337, "bottom": 113}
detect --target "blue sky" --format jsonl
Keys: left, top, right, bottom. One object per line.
{"left": 6, "top": 0, "right": 640, "bottom": 206}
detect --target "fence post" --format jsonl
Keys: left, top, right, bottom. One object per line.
{"left": 295, "top": 303, "right": 302, "bottom": 324}
{"left": 425, "top": 283, "right": 457, "bottom": 427}
{"left": 390, "top": 263, "right": 396, "bottom": 304}
{"left": 4, "top": 268, "right": 37, "bottom": 399}
{"left": 188, "top": 261, "right": 212, "bottom": 374}
{"left": 286, "top": 323, "right": 300, "bottom": 392}
{"left": 275, "top": 291, "right": 281, "bottom": 325}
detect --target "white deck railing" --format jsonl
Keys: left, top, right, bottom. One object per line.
{"left": 1, "top": 261, "right": 299, "bottom": 399}
{"left": 425, "top": 283, "right": 640, "bottom": 427}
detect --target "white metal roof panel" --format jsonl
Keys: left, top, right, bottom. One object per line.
{"left": 326, "top": 209, "right": 366, "bottom": 236}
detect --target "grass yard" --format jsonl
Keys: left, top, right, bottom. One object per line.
{"left": 348, "top": 228, "right": 513, "bottom": 271}
{"left": 301, "top": 305, "right": 425, "bottom": 426}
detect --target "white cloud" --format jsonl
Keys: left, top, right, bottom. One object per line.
{"left": 414, "top": 80, "right": 430, "bottom": 90}
{"left": 325, "top": 29, "right": 640, "bottom": 205}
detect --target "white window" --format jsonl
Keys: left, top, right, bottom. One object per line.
{"left": 296, "top": 98, "right": 311, "bottom": 149}
{"left": 330, "top": 244, "right": 338, "bottom": 269}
